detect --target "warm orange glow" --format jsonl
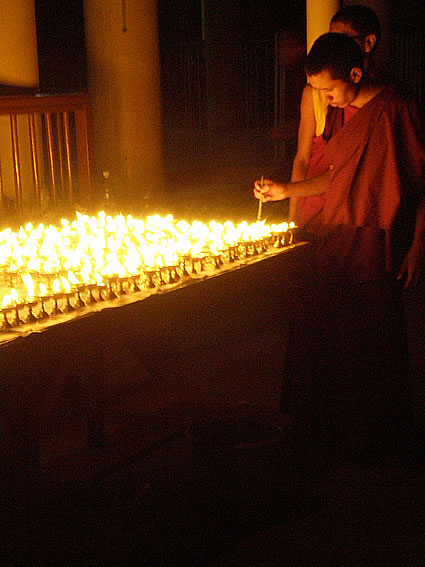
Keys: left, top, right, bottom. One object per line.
{"left": 0, "top": 211, "right": 295, "bottom": 308}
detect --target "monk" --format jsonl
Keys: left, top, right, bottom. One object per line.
{"left": 254, "top": 33, "right": 425, "bottom": 472}
{"left": 290, "top": 5, "right": 384, "bottom": 233}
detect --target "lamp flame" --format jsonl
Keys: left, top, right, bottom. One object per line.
{"left": 0, "top": 211, "right": 296, "bottom": 308}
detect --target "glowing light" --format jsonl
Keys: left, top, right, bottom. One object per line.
{"left": 0, "top": 211, "right": 296, "bottom": 307}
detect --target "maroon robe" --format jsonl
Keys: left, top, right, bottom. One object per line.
{"left": 293, "top": 134, "right": 328, "bottom": 230}
{"left": 294, "top": 105, "right": 360, "bottom": 238}
{"left": 321, "top": 85, "right": 425, "bottom": 283}
{"left": 282, "top": 86, "right": 425, "bottom": 467}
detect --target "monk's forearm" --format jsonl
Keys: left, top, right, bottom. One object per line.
{"left": 284, "top": 171, "right": 330, "bottom": 199}
{"left": 255, "top": 170, "right": 330, "bottom": 203}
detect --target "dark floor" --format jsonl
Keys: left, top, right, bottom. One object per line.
{"left": 14, "top": 409, "right": 425, "bottom": 567}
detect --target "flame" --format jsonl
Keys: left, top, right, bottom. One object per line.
{"left": 21, "top": 273, "right": 36, "bottom": 301}
{"left": 1, "top": 288, "right": 19, "bottom": 308}
{"left": 61, "top": 276, "right": 71, "bottom": 293}
{"left": 39, "top": 282, "right": 47, "bottom": 296}
{"left": 0, "top": 211, "right": 296, "bottom": 307}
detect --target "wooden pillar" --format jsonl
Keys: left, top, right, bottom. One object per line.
{"left": 0, "top": 0, "right": 40, "bottom": 538}
{"left": 306, "top": 0, "right": 341, "bottom": 52}
{"left": 0, "top": 0, "right": 39, "bottom": 87}
{"left": 0, "top": 0, "right": 40, "bottom": 217}
{"left": 83, "top": 0, "right": 165, "bottom": 211}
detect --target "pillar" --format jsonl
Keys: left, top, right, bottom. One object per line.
{"left": 0, "top": 0, "right": 40, "bottom": 216}
{"left": 0, "top": 0, "right": 39, "bottom": 87}
{"left": 306, "top": 0, "right": 341, "bottom": 52}
{"left": 83, "top": 0, "right": 165, "bottom": 211}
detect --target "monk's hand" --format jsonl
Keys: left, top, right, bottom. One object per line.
{"left": 253, "top": 179, "right": 287, "bottom": 202}
{"left": 398, "top": 242, "right": 425, "bottom": 289}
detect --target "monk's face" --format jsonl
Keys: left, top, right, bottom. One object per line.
{"left": 308, "top": 69, "right": 361, "bottom": 108}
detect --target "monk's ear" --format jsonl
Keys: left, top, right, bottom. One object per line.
{"left": 350, "top": 67, "right": 363, "bottom": 84}
{"left": 363, "top": 33, "right": 377, "bottom": 54}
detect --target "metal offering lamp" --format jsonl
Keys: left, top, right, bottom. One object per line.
{"left": 0, "top": 211, "right": 298, "bottom": 329}
{"left": 38, "top": 296, "right": 50, "bottom": 320}
{"left": 63, "top": 292, "right": 76, "bottom": 313}
{"left": 11, "top": 303, "right": 24, "bottom": 327}
{"left": 1, "top": 306, "right": 13, "bottom": 330}
{"left": 25, "top": 301, "right": 38, "bottom": 323}
{"left": 51, "top": 294, "right": 63, "bottom": 315}
{"left": 105, "top": 277, "right": 119, "bottom": 300}
{"left": 75, "top": 286, "right": 87, "bottom": 307}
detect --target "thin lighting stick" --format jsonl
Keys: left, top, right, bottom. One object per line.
{"left": 257, "top": 175, "right": 264, "bottom": 221}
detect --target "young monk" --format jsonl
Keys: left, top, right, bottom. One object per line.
{"left": 255, "top": 33, "right": 425, "bottom": 472}
{"left": 290, "top": 5, "right": 383, "bottom": 230}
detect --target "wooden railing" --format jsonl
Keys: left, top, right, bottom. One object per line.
{"left": 0, "top": 93, "right": 95, "bottom": 225}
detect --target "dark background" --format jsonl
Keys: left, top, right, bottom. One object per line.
{"left": 34, "top": 0, "right": 305, "bottom": 93}
{"left": 33, "top": 1, "right": 425, "bottom": 194}
{"left": 34, "top": 0, "right": 425, "bottom": 95}
{"left": 35, "top": 0, "right": 87, "bottom": 93}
